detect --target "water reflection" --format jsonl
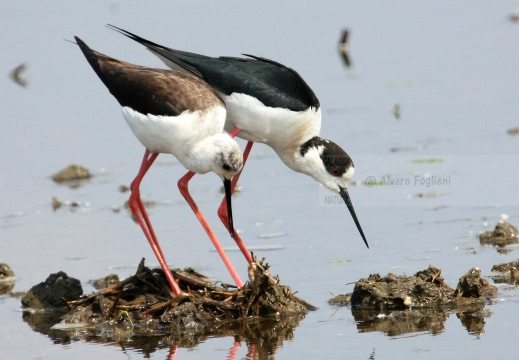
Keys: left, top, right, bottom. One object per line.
{"left": 22, "top": 310, "right": 305, "bottom": 359}
{"left": 351, "top": 306, "right": 490, "bottom": 337}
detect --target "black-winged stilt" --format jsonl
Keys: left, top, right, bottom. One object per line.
{"left": 74, "top": 37, "right": 246, "bottom": 296}
{"left": 106, "top": 26, "right": 369, "bottom": 263}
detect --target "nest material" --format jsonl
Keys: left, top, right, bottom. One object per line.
{"left": 63, "top": 258, "right": 314, "bottom": 334}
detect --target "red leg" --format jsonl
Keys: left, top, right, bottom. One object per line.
{"left": 128, "top": 149, "right": 181, "bottom": 297}
{"left": 245, "top": 344, "right": 256, "bottom": 360}
{"left": 177, "top": 171, "right": 244, "bottom": 288}
{"left": 227, "top": 341, "right": 240, "bottom": 360}
{"left": 166, "top": 344, "right": 177, "bottom": 360}
{"left": 218, "top": 138, "right": 254, "bottom": 264}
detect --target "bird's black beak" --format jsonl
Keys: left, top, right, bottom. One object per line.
{"left": 339, "top": 186, "right": 369, "bottom": 248}
{"left": 223, "top": 178, "right": 235, "bottom": 238}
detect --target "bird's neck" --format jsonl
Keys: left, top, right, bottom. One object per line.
{"left": 181, "top": 135, "right": 222, "bottom": 174}
{"left": 275, "top": 136, "right": 324, "bottom": 176}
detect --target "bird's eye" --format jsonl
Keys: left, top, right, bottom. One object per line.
{"left": 331, "top": 168, "right": 340, "bottom": 176}
{"left": 223, "top": 164, "right": 232, "bottom": 171}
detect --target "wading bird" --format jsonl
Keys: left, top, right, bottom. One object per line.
{"left": 107, "top": 26, "right": 369, "bottom": 266}
{"left": 75, "top": 37, "right": 246, "bottom": 296}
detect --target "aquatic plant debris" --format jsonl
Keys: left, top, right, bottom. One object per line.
{"left": 410, "top": 158, "right": 444, "bottom": 164}
{"left": 34, "top": 258, "right": 314, "bottom": 336}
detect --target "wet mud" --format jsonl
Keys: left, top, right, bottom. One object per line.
{"left": 490, "top": 259, "right": 519, "bottom": 285}
{"left": 0, "top": 263, "right": 16, "bottom": 295}
{"left": 21, "top": 271, "right": 83, "bottom": 310}
{"left": 20, "top": 259, "right": 310, "bottom": 358}
{"left": 329, "top": 265, "right": 497, "bottom": 336}
{"left": 20, "top": 258, "right": 312, "bottom": 354}
{"left": 479, "top": 220, "right": 519, "bottom": 247}
{"left": 52, "top": 164, "right": 92, "bottom": 183}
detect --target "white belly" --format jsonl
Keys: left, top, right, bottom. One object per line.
{"left": 122, "top": 106, "right": 226, "bottom": 155}
{"left": 220, "top": 93, "right": 321, "bottom": 149}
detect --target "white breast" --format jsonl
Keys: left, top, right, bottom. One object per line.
{"left": 122, "top": 105, "right": 226, "bottom": 156}
{"left": 220, "top": 93, "right": 321, "bottom": 149}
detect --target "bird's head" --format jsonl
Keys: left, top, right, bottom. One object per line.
{"left": 208, "top": 134, "right": 243, "bottom": 239}
{"left": 210, "top": 134, "right": 243, "bottom": 181}
{"left": 299, "top": 137, "right": 368, "bottom": 248}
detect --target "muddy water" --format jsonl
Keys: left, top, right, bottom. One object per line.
{"left": 1, "top": 1, "right": 519, "bottom": 359}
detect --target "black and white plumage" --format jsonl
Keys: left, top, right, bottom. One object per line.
{"left": 107, "top": 26, "right": 368, "bottom": 250}
{"left": 75, "top": 36, "right": 246, "bottom": 296}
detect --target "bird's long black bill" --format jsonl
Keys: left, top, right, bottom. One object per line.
{"left": 339, "top": 186, "right": 369, "bottom": 248}
{"left": 223, "top": 178, "right": 235, "bottom": 238}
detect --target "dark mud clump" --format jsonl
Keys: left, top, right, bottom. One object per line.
{"left": 52, "top": 164, "right": 91, "bottom": 183}
{"left": 479, "top": 220, "right": 519, "bottom": 247}
{"left": 331, "top": 265, "right": 496, "bottom": 310}
{"left": 54, "top": 259, "right": 313, "bottom": 336}
{"left": 490, "top": 258, "right": 519, "bottom": 284}
{"left": 21, "top": 271, "right": 83, "bottom": 310}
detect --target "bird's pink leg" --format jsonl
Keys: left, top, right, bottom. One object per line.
{"left": 218, "top": 129, "right": 254, "bottom": 264}
{"left": 129, "top": 149, "right": 181, "bottom": 297}
{"left": 245, "top": 344, "right": 256, "bottom": 360}
{"left": 178, "top": 171, "right": 244, "bottom": 288}
{"left": 166, "top": 344, "right": 177, "bottom": 360}
{"left": 227, "top": 341, "right": 240, "bottom": 360}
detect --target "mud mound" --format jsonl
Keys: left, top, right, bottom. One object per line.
{"left": 48, "top": 258, "right": 313, "bottom": 336}
{"left": 490, "top": 258, "right": 519, "bottom": 284}
{"left": 21, "top": 271, "right": 83, "bottom": 310}
{"left": 330, "top": 265, "right": 496, "bottom": 309}
{"left": 479, "top": 220, "right": 519, "bottom": 247}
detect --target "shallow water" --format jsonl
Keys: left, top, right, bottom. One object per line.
{"left": 1, "top": 1, "right": 519, "bottom": 359}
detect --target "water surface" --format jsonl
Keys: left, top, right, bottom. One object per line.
{"left": 1, "top": 1, "right": 519, "bottom": 359}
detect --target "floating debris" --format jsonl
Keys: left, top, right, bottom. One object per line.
{"left": 508, "top": 7, "right": 519, "bottom": 22}
{"left": 52, "top": 164, "right": 92, "bottom": 183}
{"left": 258, "top": 232, "right": 287, "bottom": 239}
{"left": 414, "top": 190, "right": 443, "bottom": 198}
{"left": 392, "top": 103, "right": 401, "bottom": 120}
{"left": 338, "top": 28, "right": 352, "bottom": 67}
{"left": 410, "top": 158, "right": 444, "bottom": 164}
{"left": 10, "top": 63, "right": 28, "bottom": 88}
{"left": 479, "top": 220, "right": 519, "bottom": 247}
{"left": 507, "top": 127, "right": 519, "bottom": 136}
{"left": 389, "top": 145, "right": 420, "bottom": 153}
{"left": 118, "top": 184, "right": 130, "bottom": 193}
{"left": 51, "top": 197, "right": 87, "bottom": 212}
